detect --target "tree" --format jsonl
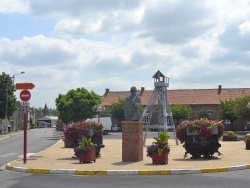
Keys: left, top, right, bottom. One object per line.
{"left": 171, "top": 104, "right": 191, "bottom": 126}
{"left": 234, "top": 95, "right": 250, "bottom": 131}
{"left": 55, "top": 87, "right": 102, "bottom": 123}
{"left": 110, "top": 97, "right": 125, "bottom": 121}
{"left": 0, "top": 72, "right": 18, "bottom": 118}
{"left": 219, "top": 99, "right": 237, "bottom": 131}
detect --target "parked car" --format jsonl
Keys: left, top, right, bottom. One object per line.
{"left": 117, "top": 125, "right": 122, "bottom": 132}
{"left": 111, "top": 124, "right": 119, "bottom": 132}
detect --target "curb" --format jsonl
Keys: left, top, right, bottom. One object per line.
{"left": 5, "top": 163, "right": 250, "bottom": 176}
{"left": 4, "top": 130, "right": 250, "bottom": 176}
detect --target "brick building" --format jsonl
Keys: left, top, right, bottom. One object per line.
{"left": 101, "top": 86, "right": 250, "bottom": 131}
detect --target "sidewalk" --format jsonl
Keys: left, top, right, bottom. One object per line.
{"left": 5, "top": 131, "right": 250, "bottom": 175}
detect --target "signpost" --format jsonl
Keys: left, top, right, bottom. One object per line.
{"left": 16, "top": 83, "right": 35, "bottom": 90}
{"left": 20, "top": 101, "right": 30, "bottom": 106}
{"left": 18, "top": 82, "right": 35, "bottom": 164}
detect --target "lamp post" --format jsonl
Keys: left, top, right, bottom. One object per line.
{"left": 5, "top": 71, "right": 25, "bottom": 118}
{"left": 92, "top": 104, "right": 105, "bottom": 123}
{"left": 97, "top": 106, "right": 102, "bottom": 123}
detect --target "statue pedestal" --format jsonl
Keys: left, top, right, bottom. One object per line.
{"left": 122, "top": 121, "right": 143, "bottom": 162}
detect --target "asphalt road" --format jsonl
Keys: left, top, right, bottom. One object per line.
{"left": 1, "top": 129, "right": 250, "bottom": 188}
{"left": 0, "top": 128, "right": 59, "bottom": 166}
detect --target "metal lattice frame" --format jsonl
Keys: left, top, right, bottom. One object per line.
{"left": 140, "top": 72, "right": 179, "bottom": 145}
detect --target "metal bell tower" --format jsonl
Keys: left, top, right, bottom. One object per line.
{"left": 140, "top": 70, "right": 179, "bottom": 145}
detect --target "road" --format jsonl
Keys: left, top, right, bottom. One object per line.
{"left": 1, "top": 130, "right": 250, "bottom": 188}
{"left": 0, "top": 128, "right": 59, "bottom": 166}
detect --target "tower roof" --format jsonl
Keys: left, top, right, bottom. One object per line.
{"left": 152, "top": 70, "right": 165, "bottom": 79}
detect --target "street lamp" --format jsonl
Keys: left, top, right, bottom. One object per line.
{"left": 5, "top": 71, "right": 25, "bottom": 117}
{"left": 92, "top": 105, "right": 105, "bottom": 123}
{"left": 12, "top": 71, "right": 25, "bottom": 85}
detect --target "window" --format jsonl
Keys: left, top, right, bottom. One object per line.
{"left": 207, "top": 110, "right": 213, "bottom": 116}
{"left": 143, "top": 110, "right": 151, "bottom": 123}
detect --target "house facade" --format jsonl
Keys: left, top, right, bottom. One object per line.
{"left": 101, "top": 86, "right": 250, "bottom": 131}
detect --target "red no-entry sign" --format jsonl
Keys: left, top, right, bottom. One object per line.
{"left": 20, "top": 90, "right": 31, "bottom": 102}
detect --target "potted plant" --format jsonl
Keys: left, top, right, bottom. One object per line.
{"left": 176, "top": 119, "right": 224, "bottom": 158}
{"left": 74, "top": 136, "right": 97, "bottom": 163}
{"left": 223, "top": 131, "right": 237, "bottom": 141}
{"left": 63, "top": 121, "right": 105, "bottom": 157}
{"left": 146, "top": 131, "right": 170, "bottom": 164}
{"left": 81, "top": 121, "right": 105, "bottom": 157}
{"left": 244, "top": 133, "right": 250, "bottom": 150}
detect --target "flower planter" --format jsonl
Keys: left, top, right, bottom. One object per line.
{"left": 91, "top": 135, "right": 105, "bottom": 157}
{"left": 223, "top": 135, "right": 237, "bottom": 141}
{"left": 246, "top": 142, "right": 250, "bottom": 150}
{"left": 152, "top": 150, "right": 168, "bottom": 165}
{"left": 64, "top": 140, "right": 78, "bottom": 148}
{"left": 79, "top": 148, "right": 96, "bottom": 163}
{"left": 184, "top": 126, "right": 221, "bottom": 158}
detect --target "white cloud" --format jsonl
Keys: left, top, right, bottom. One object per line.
{"left": 239, "top": 20, "right": 250, "bottom": 35}
{"left": 0, "top": 0, "right": 29, "bottom": 14}
{"left": 1, "top": 0, "right": 250, "bottom": 109}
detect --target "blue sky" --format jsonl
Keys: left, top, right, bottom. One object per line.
{"left": 1, "top": 0, "right": 250, "bottom": 109}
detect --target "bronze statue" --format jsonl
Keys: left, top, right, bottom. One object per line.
{"left": 125, "top": 86, "right": 141, "bottom": 121}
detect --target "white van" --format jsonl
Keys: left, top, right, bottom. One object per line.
{"left": 86, "top": 117, "right": 112, "bottom": 135}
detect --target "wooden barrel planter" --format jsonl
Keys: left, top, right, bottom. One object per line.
{"left": 223, "top": 135, "right": 237, "bottom": 141}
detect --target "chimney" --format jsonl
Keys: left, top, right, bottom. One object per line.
{"left": 218, "top": 85, "right": 222, "bottom": 94}
{"left": 104, "top": 88, "right": 109, "bottom": 96}
{"left": 140, "top": 87, "right": 145, "bottom": 96}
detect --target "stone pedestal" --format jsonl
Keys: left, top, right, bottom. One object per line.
{"left": 122, "top": 121, "right": 143, "bottom": 162}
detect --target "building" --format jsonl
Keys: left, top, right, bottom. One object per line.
{"left": 102, "top": 86, "right": 250, "bottom": 131}
{"left": 36, "top": 104, "right": 58, "bottom": 128}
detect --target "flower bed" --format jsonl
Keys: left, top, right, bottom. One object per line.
{"left": 64, "top": 121, "right": 103, "bottom": 145}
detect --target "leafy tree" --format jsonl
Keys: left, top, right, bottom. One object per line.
{"left": 110, "top": 97, "right": 125, "bottom": 121}
{"left": 171, "top": 104, "right": 191, "bottom": 126}
{"left": 234, "top": 95, "right": 250, "bottom": 131}
{"left": 219, "top": 99, "right": 237, "bottom": 131}
{"left": 0, "top": 72, "right": 18, "bottom": 118}
{"left": 55, "top": 87, "right": 101, "bottom": 123}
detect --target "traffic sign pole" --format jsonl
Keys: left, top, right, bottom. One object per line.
{"left": 23, "top": 106, "right": 27, "bottom": 164}
{"left": 18, "top": 83, "right": 34, "bottom": 164}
